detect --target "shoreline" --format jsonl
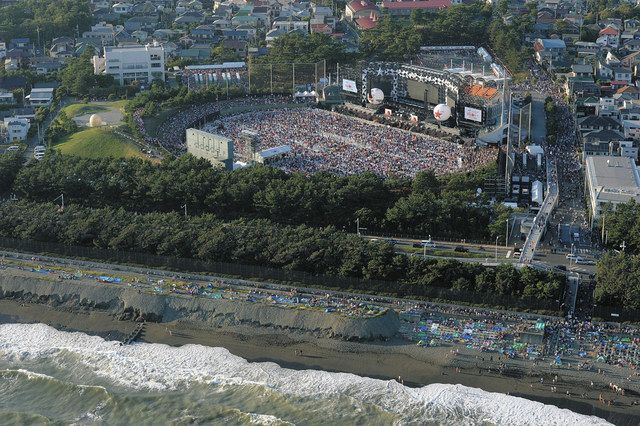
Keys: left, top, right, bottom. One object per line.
{"left": 0, "top": 299, "right": 638, "bottom": 425}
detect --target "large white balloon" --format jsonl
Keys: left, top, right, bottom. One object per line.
{"left": 89, "top": 114, "right": 103, "bottom": 127}
{"left": 369, "top": 88, "right": 384, "bottom": 104}
{"left": 433, "top": 104, "right": 451, "bottom": 121}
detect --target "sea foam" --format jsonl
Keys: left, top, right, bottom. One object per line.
{"left": 0, "top": 323, "right": 611, "bottom": 426}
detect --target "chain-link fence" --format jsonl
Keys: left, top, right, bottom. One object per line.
{"left": 248, "top": 61, "right": 326, "bottom": 95}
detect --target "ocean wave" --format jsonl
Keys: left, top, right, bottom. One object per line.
{"left": 0, "top": 323, "right": 611, "bottom": 426}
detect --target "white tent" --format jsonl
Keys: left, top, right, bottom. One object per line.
{"left": 531, "top": 180, "right": 544, "bottom": 204}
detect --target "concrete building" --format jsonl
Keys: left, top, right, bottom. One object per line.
{"left": 2, "top": 117, "right": 30, "bottom": 141}
{"left": 186, "top": 128, "right": 234, "bottom": 170}
{"left": 93, "top": 44, "right": 165, "bottom": 85}
{"left": 585, "top": 155, "right": 640, "bottom": 228}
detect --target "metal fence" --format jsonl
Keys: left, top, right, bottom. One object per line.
{"left": 248, "top": 61, "right": 327, "bottom": 95}
{"left": 0, "top": 236, "right": 562, "bottom": 312}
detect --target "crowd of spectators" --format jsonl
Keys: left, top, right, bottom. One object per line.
{"left": 205, "top": 108, "right": 497, "bottom": 178}
{"left": 134, "top": 95, "right": 308, "bottom": 154}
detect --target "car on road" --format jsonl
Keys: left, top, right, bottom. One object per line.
{"left": 412, "top": 240, "right": 436, "bottom": 248}
{"left": 566, "top": 253, "right": 579, "bottom": 260}
{"left": 553, "top": 265, "right": 567, "bottom": 271}
{"left": 575, "top": 258, "right": 595, "bottom": 265}
{"left": 33, "top": 152, "right": 44, "bottom": 160}
{"left": 454, "top": 246, "right": 469, "bottom": 253}
{"left": 6, "top": 145, "right": 19, "bottom": 151}
{"left": 34, "top": 145, "right": 46, "bottom": 153}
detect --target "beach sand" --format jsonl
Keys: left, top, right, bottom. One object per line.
{"left": 0, "top": 299, "right": 638, "bottom": 425}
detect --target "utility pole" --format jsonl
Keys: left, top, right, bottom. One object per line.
{"left": 505, "top": 218, "right": 509, "bottom": 248}
{"left": 182, "top": 203, "right": 187, "bottom": 217}
{"left": 621, "top": 241, "right": 626, "bottom": 252}
{"left": 495, "top": 236, "right": 499, "bottom": 263}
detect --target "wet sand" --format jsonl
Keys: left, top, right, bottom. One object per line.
{"left": 0, "top": 299, "right": 638, "bottom": 425}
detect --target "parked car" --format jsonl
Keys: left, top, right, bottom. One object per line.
{"left": 421, "top": 240, "right": 436, "bottom": 248}
{"left": 6, "top": 145, "right": 19, "bottom": 151}
{"left": 454, "top": 246, "right": 468, "bottom": 253}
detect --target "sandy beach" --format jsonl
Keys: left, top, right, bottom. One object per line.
{"left": 0, "top": 298, "right": 638, "bottom": 425}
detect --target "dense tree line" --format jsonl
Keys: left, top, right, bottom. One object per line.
{"left": 257, "top": 33, "right": 349, "bottom": 66}
{"left": 0, "top": 200, "right": 564, "bottom": 303}
{"left": 596, "top": 252, "right": 640, "bottom": 310}
{"left": 46, "top": 111, "right": 78, "bottom": 144}
{"left": 0, "top": 153, "right": 22, "bottom": 194}
{"left": 12, "top": 153, "right": 500, "bottom": 239}
{"left": 59, "top": 49, "right": 120, "bottom": 98}
{"left": 592, "top": 201, "right": 640, "bottom": 311}
{"left": 0, "top": 0, "right": 92, "bottom": 42}
{"left": 126, "top": 82, "right": 242, "bottom": 118}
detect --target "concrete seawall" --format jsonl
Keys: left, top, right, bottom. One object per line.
{"left": 0, "top": 272, "right": 400, "bottom": 341}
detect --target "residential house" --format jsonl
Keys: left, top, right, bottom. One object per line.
{"left": 578, "top": 115, "right": 621, "bottom": 134}
{"left": 575, "top": 96, "right": 599, "bottom": 117}
{"left": 575, "top": 41, "right": 599, "bottom": 57}
{"left": 612, "top": 66, "right": 633, "bottom": 84}
{"left": 222, "top": 29, "right": 249, "bottom": 41}
{"left": 0, "top": 41, "right": 6, "bottom": 60}
{"left": 174, "top": 11, "right": 205, "bottom": 26}
{"left": 582, "top": 129, "right": 627, "bottom": 159}
{"left": 344, "top": 0, "right": 377, "bottom": 21}
{"left": 191, "top": 25, "right": 218, "bottom": 42}
{"left": 615, "top": 85, "right": 640, "bottom": 100}
{"left": 231, "top": 15, "right": 260, "bottom": 27}
{"left": 83, "top": 22, "right": 122, "bottom": 46}
{"left": 251, "top": 6, "right": 273, "bottom": 28}
{"left": 2, "top": 117, "right": 30, "bottom": 141}
{"left": 0, "top": 91, "right": 15, "bottom": 106}
{"left": 49, "top": 37, "right": 75, "bottom": 59}
{"left": 124, "top": 16, "right": 159, "bottom": 33}
{"left": 112, "top": 2, "right": 133, "bottom": 14}
{"left": 130, "top": 1, "right": 158, "bottom": 15}
{"left": 213, "top": 18, "right": 233, "bottom": 30}
{"left": 597, "top": 60, "right": 613, "bottom": 81}
{"left": 623, "top": 38, "right": 640, "bottom": 52}
{"left": 272, "top": 16, "right": 309, "bottom": 33}
{"left": 571, "top": 63, "right": 593, "bottom": 78}
{"left": 26, "top": 87, "right": 54, "bottom": 106}
{"left": 597, "top": 25, "right": 620, "bottom": 48}
{"left": 533, "top": 38, "right": 567, "bottom": 64}
{"left": 236, "top": 25, "right": 258, "bottom": 40}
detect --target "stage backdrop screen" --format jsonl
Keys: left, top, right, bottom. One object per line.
{"left": 342, "top": 79, "right": 357, "bottom": 93}
{"left": 406, "top": 80, "right": 439, "bottom": 104}
{"left": 464, "top": 106, "right": 483, "bottom": 122}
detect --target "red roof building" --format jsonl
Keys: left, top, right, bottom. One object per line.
{"left": 356, "top": 13, "right": 379, "bottom": 30}
{"left": 345, "top": 0, "right": 378, "bottom": 21}
{"left": 599, "top": 26, "right": 620, "bottom": 36}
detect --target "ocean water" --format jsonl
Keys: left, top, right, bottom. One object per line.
{"left": 0, "top": 324, "right": 611, "bottom": 426}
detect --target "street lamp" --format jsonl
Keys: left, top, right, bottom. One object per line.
{"left": 495, "top": 236, "right": 500, "bottom": 263}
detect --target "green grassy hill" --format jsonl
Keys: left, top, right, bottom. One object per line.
{"left": 55, "top": 127, "right": 146, "bottom": 159}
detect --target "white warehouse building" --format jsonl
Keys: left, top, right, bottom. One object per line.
{"left": 92, "top": 44, "right": 165, "bottom": 85}
{"left": 585, "top": 155, "right": 640, "bottom": 229}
